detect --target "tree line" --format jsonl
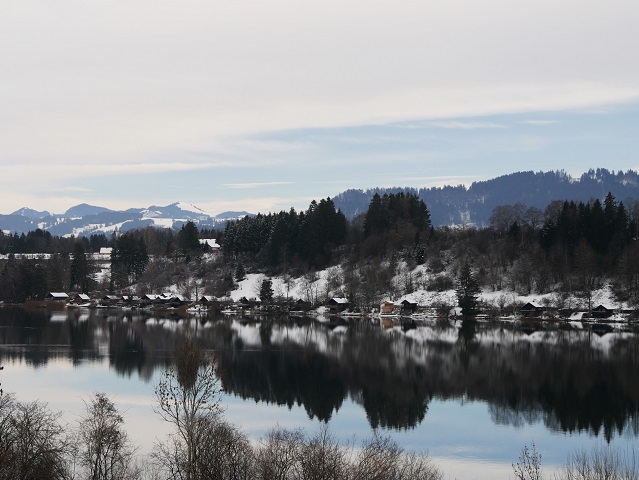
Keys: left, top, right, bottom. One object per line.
{"left": 3, "top": 191, "right": 639, "bottom": 311}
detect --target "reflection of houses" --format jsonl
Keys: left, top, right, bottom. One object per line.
{"left": 401, "top": 300, "right": 418, "bottom": 314}
{"left": 327, "top": 297, "right": 350, "bottom": 313}
{"left": 46, "top": 292, "right": 69, "bottom": 302}
{"left": 592, "top": 304, "right": 614, "bottom": 319}
{"left": 520, "top": 302, "right": 544, "bottom": 317}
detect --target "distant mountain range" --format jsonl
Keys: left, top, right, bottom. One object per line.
{"left": 3, "top": 169, "right": 639, "bottom": 235}
{"left": 0, "top": 202, "right": 251, "bottom": 236}
{"left": 332, "top": 169, "right": 639, "bottom": 227}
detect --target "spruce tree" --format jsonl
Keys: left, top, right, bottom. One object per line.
{"left": 259, "top": 279, "right": 274, "bottom": 303}
{"left": 235, "top": 263, "right": 246, "bottom": 282}
{"left": 456, "top": 263, "right": 481, "bottom": 315}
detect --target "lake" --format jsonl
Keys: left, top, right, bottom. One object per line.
{"left": 0, "top": 306, "right": 637, "bottom": 479}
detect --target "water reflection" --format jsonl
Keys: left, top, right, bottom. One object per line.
{"left": 0, "top": 307, "right": 638, "bottom": 441}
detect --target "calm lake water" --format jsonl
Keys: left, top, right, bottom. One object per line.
{"left": 0, "top": 306, "right": 638, "bottom": 479}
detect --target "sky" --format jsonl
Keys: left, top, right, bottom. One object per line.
{"left": 2, "top": 0, "right": 639, "bottom": 216}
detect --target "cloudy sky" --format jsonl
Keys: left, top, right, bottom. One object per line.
{"left": 2, "top": 0, "right": 639, "bottom": 216}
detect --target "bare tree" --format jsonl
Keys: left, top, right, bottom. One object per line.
{"left": 512, "top": 442, "right": 543, "bottom": 480}
{"left": 0, "top": 396, "right": 69, "bottom": 480}
{"left": 75, "top": 393, "right": 139, "bottom": 480}
{"left": 299, "top": 425, "right": 349, "bottom": 480}
{"left": 194, "top": 417, "right": 254, "bottom": 480}
{"left": 351, "top": 432, "right": 442, "bottom": 480}
{"left": 153, "top": 339, "right": 224, "bottom": 480}
{"left": 254, "top": 427, "right": 304, "bottom": 480}
{"left": 556, "top": 446, "right": 638, "bottom": 480}
{"left": 351, "top": 433, "right": 402, "bottom": 480}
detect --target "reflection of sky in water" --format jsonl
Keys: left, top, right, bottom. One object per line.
{"left": 3, "top": 356, "right": 635, "bottom": 480}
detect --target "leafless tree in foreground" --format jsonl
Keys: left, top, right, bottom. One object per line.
{"left": 194, "top": 417, "right": 254, "bottom": 480}
{"left": 513, "top": 442, "right": 543, "bottom": 480}
{"left": 556, "top": 446, "right": 638, "bottom": 480}
{"left": 74, "top": 392, "right": 140, "bottom": 480}
{"left": 252, "top": 426, "right": 442, "bottom": 480}
{"left": 0, "top": 395, "right": 69, "bottom": 480}
{"left": 153, "top": 339, "right": 224, "bottom": 480}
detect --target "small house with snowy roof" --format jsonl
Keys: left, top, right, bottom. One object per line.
{"left": 327, "top": 297, "right": 350, "bottom": 313}
{"left": 380, "top": 301, "right": 395, "bottom": 315}
{"left": 72, "top": 293, "right": 91, "bottom": 304}
{"left": 520, "top": 302, "right": 544, "bottom": 317}
{"left": 199, "top": 239, "right": 220, "bottom": 251}
{"left": 46, "top": 292, "right": 69, "bottom": 302}
{"left": 592, "top": 304, "right": 614, "bottom": 319}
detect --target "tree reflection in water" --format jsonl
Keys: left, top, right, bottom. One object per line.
{"left": 0, "top": 307, "right": 638, "bottom": 441}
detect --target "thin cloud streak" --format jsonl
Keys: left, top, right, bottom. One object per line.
{"left": 0, "top": 162, "right": 236, "bottom": 183}
{"left": 223, "top": 182, "right": 294, "bottom": 189}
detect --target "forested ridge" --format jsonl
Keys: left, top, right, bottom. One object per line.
{"left": 333, "top": 168, "right": 639, "bottom": 227}
{"left": 2, "top": 189, "right": 639, "bottom": 310}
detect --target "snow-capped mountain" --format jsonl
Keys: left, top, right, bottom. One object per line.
{"left": 11, "top": 207, "right": 52, "bottom": 219}
{"left": 0, "top": 202, "right": 252, "bottom": 236}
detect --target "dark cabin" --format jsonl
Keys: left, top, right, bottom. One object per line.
{"left": 327, "top": 298, "right": 349, "bottom": 313}
{"left": 520, "top": 302, "right": 543, "bottom": 317}
{"left": 401, "top": 300, "right": 418, "bottom": 314}
{"left": 591, "top": 304, "right": 614, "bottom": 319}
{"left": 294, "top": 299, "right": 312, "bottom": 312}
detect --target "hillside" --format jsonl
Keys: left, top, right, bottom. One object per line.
{"left": 332, "top": 169, "right": 639, "bottom": 226}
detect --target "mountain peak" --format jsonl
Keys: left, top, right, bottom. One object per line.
{"left": 64, "top": 203, "right": 113, "bottom": 217}
{"left": 11, "top": 207, "right": 51, "bottom": 219}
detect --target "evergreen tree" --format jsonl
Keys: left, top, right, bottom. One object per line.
{"left": 177, "top": 221, "right": 201, "bottom": 256}
{"left": 364, "top": 193, "right": 388, "bottom": 237}
{"left": 111, "top": 233, "right": 149, "bottom": 289}
{"left": 259, "top": 278, "right": 274, "bottom": 303}
{"left": 456, "top": 263, "right": 481, "bottom": 315}
{"left": 235, "top": 263, "right": 246, "bottom": 282}
{"left": 70, "top": 242, "right": 92, "bottom": 293}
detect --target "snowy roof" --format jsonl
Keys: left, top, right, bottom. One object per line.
{"left": 75, "top": 293, "right": 90, "bottom": 301}
{"left": 99, "top": 247, "right": 113, "bottom": 255}
{"left": 593, "top": 304, "right": 614, "bottom": 311}
{"left": 521, "top": 302, "right": 543, "bottom": 309}
{"left": 329, "top": 297, "right": 349, "bottom": 304}
{"left": 199, "top": 238, "right": 220, "bottom": 249}
{"left": 47, "top": 292, "right": 68, "bottom": 299}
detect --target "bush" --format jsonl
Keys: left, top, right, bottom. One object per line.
{"left": 557, "top": 446, "right": 638, "bottom": 480}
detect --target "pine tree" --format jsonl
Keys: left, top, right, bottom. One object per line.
{"left": 259, "top": 278, "right": 274, "bottom": 303}
{"left": 456, "top": 263, "right": 481, "bottom": 315}
{"left": 70, "top": 242, "right": 92, "bottom": 293}
{"left": 177, "top": 221, "right": 201, "bottom": 255}
{"left": 235, "top": 263, "right": 246, "bottom": 282}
